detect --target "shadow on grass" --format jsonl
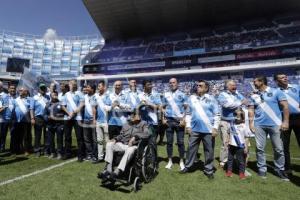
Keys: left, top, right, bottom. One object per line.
{"left": 0, "top": 156, "right": 29, "bottom": 166}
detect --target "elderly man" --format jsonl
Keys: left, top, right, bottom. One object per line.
{"left": 99, "top": 110, "right": 150, "bottom": 181}
{"left": 217, "top": 80, "right": 248, "bottom": 168}
{"left": 106, "top": 80, "right": 131, "bottom": 139}
{"left": 249, "top": 75, "right": 289, "bottom": 181}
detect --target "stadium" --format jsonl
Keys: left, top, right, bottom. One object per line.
{"left": 0, "top": 0, "right": 300, "bottom": 199}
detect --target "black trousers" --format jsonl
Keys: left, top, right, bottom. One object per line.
{"left": 47, "top": 122, "right": 64, "bottom": 154}
{"left": 13, "top": 122, "right": 31, "bottom": 154}
{"left": 0, "top": 121, "right": 14, "bottom": 151}
{"left": 282, "top": 114, "right": 300, "bottom": 171}
{"left": 227, "top": 145, "right": 245, "bottom": 174}
{"left": 83, "top": 121, "right": 98, "bottom": 158}
{"left": 108, "top": 125, "right": 122, "bottom": 140}
{"left": 64, "top": 120, "right": 85, "bottom": 159}
{"left": 34, "top": 116, "right": 47, "bottom": 153}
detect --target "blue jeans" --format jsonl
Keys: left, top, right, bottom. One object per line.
{"left": 255, "top": 125, "right": 285, "bottom": 173}
{"left": 166, "top": 119, "right": 185, "bottom": 159}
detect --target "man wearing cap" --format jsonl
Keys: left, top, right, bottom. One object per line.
{"left": 30, "top": 83, "right": 50, "bottom": 157}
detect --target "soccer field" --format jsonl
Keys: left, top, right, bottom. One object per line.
{"left": 0, "top": 134, "right": 299, "bottom": 200}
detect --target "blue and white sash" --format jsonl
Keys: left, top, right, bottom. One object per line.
{"left": 165, "top": 92, "right": 182, "bottom": 118}
{"left": 85, "top": 95, "right": 93, "bottom": 117}
{"left": 191, "top": 95, "right": 212, "bottom": 130}
{"left": 16, "top": 98, "right": 28, "bottom": 114}
{"left": 66, "top": 92, "right": 77, "bottom": 112}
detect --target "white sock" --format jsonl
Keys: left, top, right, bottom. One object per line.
{"left": 180, "top": 159, "right": 185, "bottom": 170}
{"left": 165, "top": 159, "right": 173, "bottom": 169}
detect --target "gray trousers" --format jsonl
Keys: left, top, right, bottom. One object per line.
{"left": 219, "top": 121, "right": 230, "bottom": 164}
{"left": 104, "top": 141, "right": 137, "bottom": 172}
{"left": 185, "top": 132, "right": 215, "bottom": 175}
{"left": 96, "top": 122, "right": 109, "bottom": 160}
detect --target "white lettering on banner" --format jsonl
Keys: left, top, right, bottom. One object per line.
{"left": 107, "top": 61, "right": 165, "bottom": 71}
{"left": 198, "top": 54, "right": 235, "bottom": 63}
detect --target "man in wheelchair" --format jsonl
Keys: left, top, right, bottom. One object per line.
{"left": 99, "top": 109, "right": 150, "bottom": 182}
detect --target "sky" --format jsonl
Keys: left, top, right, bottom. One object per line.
{"left": 0, "top": 0, "right": 101, "bottom": 37}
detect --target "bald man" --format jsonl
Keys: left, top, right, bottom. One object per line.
{"left": 217, "top": 80, "right": 248, "bottom": 168}
{"left": 106, "top": 80, "right": 131, "bottom": 139}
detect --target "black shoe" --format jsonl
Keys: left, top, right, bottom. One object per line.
{"left": 62, "top": 155, "right": 71, "bottom": 160}
{"left": 35, "top": 152, "right": 41, "bottom": 157}
{"left": 258, "top": 171, "right": 267, "bottom": 179}
{"left": 91, "top": 157, "right": 99, "bottom": 164}
{"left": 97, "top": 170, "right": 110, "bottom": 179}
{"left": 276, "top": 170, "right": 290, "bottom": 182}
{"left": 77, "top": 157, "right": 84, "bottom": 162}
{"left": 109, "top": 172, "right": 119, "bottom": 182}
{"left": 180, "top": 167, "right": 190, "bottom": 174}
{"left": 205, "top": 173, "right": 214, "bottom": 180}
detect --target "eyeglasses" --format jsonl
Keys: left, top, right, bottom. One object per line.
{"left": 196, "top": 84, "right": 205, "bottom": 87}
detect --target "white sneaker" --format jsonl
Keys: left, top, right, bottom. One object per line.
{"left": 180, "top": 161, "right": 185, "bottom": 171}
{"left": 165, "top": 161, "right": 173, "bottom": 169}
{"left": 245, "top": 169, "right": 252, "bottom": 177}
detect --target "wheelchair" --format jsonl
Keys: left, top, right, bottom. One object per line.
{"left": 99, "top": 136, "right": 158, "bottom": 192}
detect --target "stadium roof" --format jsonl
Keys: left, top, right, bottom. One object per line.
{"left": 83, "top": 0, "right": 300, "bottom": 40}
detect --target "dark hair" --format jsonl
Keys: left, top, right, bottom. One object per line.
{"left": 98, "top": 80, "right": 106, "bottom": 86}
{"left": 254, "top": 75, "right": 268, "bottom": 85}
{"left": 273, "top": 73, "right": 286, "bottom": 81}
{"left": 64, "top": 84, "right": 70, "bottom": 91}
{"left": 142, "top": 80, "right": 152, "bottom": 88}
{"left": 86, "top": 83, "right": 96, "bottom": 92}
{"left": 199, "top": 80, "right": 210, "bottom": 92}
{"left": 51, "top": 91, "right": 58, "bottom": 96}
{"left": 192, "top": 80, "right": 210, "bottom": 93}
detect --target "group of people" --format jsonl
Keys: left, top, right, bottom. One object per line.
{"left": 0, "top": 73, "right": 299, "bottom": 182}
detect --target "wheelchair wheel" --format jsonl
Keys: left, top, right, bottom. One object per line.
{"left": 133, "top": 177, "right": 141, "bottom": 192}
{"left": 141, "top": 144, "right": 157, "bottom": 183}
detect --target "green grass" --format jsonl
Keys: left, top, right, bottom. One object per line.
{"left": 0, "top": 133, "right": 299, "bottom": 200}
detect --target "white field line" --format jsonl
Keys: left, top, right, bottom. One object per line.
{"left": 0, "top": 158, "right": 77, "bottom": 187}
{"left": 0, "top": 146, "right": 299, "bottom": 187}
